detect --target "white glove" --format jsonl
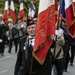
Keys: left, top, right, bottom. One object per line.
{"left": 55, "top": 30, "right": 60, "bottom": 37}
{"left": 55, "top": 29, "right": 63, "bottom": 37}
{"left": 0, "top": 39, "right": 2, "bottom": 43}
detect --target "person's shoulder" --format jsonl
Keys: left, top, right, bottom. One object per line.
{"left": 20, "top": 35, "right": 28, "bottom": 42}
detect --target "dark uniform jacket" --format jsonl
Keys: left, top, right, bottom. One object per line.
{"left": 0, "top": 24, "right": 9, "bottom": 53}
{"left": 14, "top": 35, "right": 52, "bottom": 75}
{"left": 61, "top": 25, "right": 70, "bottom": 51}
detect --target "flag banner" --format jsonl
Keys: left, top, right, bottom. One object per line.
{"left": 19, "top": 0, "right": 24, "bottom": 22}
{"left": 28, "top": 0, "right": 35, "bottom": 19}
{"left": 33, "top": 0, "right": 55, "bottom": 65}
{"left": 60, "top": 0, "right": 66, "bottom": 20}
{"left": 10, "top": 0, "right": 16, "bottom": 23}
{"left": 3, "top": 0, "right": 8, "bottom": 24}
{"left": 72, "top": 0, "right": 75, "bottom": 17}
{"left": 65, "top": 0, "right": 75, "bottom": 37}
{"left": 55, "top": 0, "right": 58, "bottom": 23}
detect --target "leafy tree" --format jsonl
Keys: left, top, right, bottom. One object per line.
{"left": 0, "top": 0, "right": 39, "bottom": 18}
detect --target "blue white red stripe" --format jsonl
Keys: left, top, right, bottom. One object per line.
{"left": 28, "top": 0, "right": 35, "bottom": 19}
{"left": 60, "top": 0, "right": 66, "bottom": 19}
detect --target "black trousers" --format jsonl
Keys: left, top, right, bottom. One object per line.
{"left": 70, "top": 45, "right": 75, "bottom": 64}
{"left": 0, "top": 42, "right": 5, "bottom": 54}
{"left": 8, "top": 38, "right": 18, "bottom": 52}
{"left": 63, "top": 50, "right": 70, "bottom": 70}
{"left": 52, "top": 58, "right": 64, "bottom": 75}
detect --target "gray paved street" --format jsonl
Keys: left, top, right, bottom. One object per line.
{"left": 0, "top": 45, "right": 75, "bottom": 75}
{"left": 0, "top": 45, "right": 17, "bottom": 75}
{"left": 63, "top": 60, "right": 75, "bottom": 75}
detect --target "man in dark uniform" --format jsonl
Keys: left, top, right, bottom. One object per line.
{"left": 0, "top": 14, "right": 4, "bottom": 55}
{"left": 1, "top": 23, "right": 9, "bottom": 56}
{"left": 14, "top": 18, "right": 52, "bottom": 75}
{"left": 0, "top": 14, "right": 9, "bottom": 56}
{"left": 70, "top": 37, "right": 75, "bottom": 66}
{"left": 8, "top": 18, "right": 19, "bottom": 53}
{"left": 61, "top": 19, "right": 70, "bottom": 72}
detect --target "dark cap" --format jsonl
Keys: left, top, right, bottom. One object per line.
{"left": 62, "top": 19, "right": 66, "bottom": 22}
{"left": 34, "top": 13, "right": 38, "bottom": 18}
{"left": 27, "top": 19, "right": 36, "bottom": 27}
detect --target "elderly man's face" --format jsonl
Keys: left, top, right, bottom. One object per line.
{"left": 27, "top": 24, "right": 36, "bottom": 37}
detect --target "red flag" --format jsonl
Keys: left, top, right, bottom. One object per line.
{"left": 10, "top": 0, "right": 16, "bottom": 23}
{"left": 65, "top": 0, "right": 75, "bottom": 38}
{"left": 19, "top": 0, "right": 24, "bottom": 22}
{"left": 33, "top": 0, "right": 55, "bottom": 64}
{"left": 3, "top": 0, "right": 8, "bottom": 24}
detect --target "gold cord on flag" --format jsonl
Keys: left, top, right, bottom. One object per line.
{"left": 72, "top": 0, "right": 75, "bottom": 17}
{"left": 67, "top": 19, "right": 75, "bottom": 38}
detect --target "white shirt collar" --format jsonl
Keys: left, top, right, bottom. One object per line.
{"left": 28, "top": 35, "right": 35, "bottom": 39}
{"left": 28, "top": 36, "right": 35, "bottom": 46}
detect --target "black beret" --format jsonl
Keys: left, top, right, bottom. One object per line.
{"left": 34, "top": 14, "right": 38, "bottom": 18}
{"left": 27, "top": 19, "right": 36, "bottom": 27}
{"left": 62, "top": 19, "right": 66, "bottom": 22}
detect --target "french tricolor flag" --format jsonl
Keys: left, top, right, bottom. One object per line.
{"left": 10, "top": 0, "right": 16, "bottom": 23}
{"left": 33, "top": 0, "right": 55, "bottom": 64}
{"left": 28, "top": 0, "right": 35, "bottom": 19}
{"left": 19, "top": 0, "right": 24, "bottom": 22}
{"left": 60, "top": 0, "right": 66, "bottom": 20}
{"left": 3, "top": 0, "right": 8, "bottom": 24}
{"left": 65, "top": 0, "right": 75, "bottom": 38}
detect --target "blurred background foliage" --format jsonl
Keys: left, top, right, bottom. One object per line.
{"left": 0, "top": 0, "right": 59, "bottom": 18}
{"left": 0, "top": 0, "right": 39, "bottom": 18}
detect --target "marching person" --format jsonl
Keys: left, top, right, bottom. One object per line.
{"left": 8, "top": 18, "right": 19, "bottom": 53}
{"left": 0, "top": 14, "right": 9, "bottom": 56}
{"left": 14, "top": 18, "right": 52, "bottom": 75}
{"left": 17, "top": 20, "right": 27, "bottom": 39}
{"left": 61, "top": 19, "right": 70, "bottom": 72}
{"left": 0, "top": 14, "right": 4, "bottom": 55}
{"left": 70, "top": 36, "right": 75, "bottom": 66}
{"left": 50, "top": 19, "right": 65, "bottom": 75}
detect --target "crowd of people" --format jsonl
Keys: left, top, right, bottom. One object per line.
{"left": 0, "top": 13, "right": 75, "bottom": 75}
{"left": 0, "top": 13, "right": 27, "bottom": 55}
{"left": 14, "top": 15, "right": 75, "bottom": 75}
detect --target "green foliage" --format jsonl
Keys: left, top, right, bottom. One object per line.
{"left": 0, "top": 0, "right": 39, "bottom": 18}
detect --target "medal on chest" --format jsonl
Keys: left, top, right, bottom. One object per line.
{"left": 23, "top": 42, "right": 28, "bottom": 50}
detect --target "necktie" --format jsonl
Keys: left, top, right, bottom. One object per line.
{"left": 29, "top": 40, "right": 33, "bottom": 51}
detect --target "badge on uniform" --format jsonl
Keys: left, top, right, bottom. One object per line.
{"left": 23, "top": 46, "right": 26, "bottom": 50}
{"left": 23, "top": 42, "right": 28, "bottom": 50}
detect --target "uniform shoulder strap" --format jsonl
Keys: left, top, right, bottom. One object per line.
{"left": 24, "top": 36, "right": 29, "bottom": 61}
